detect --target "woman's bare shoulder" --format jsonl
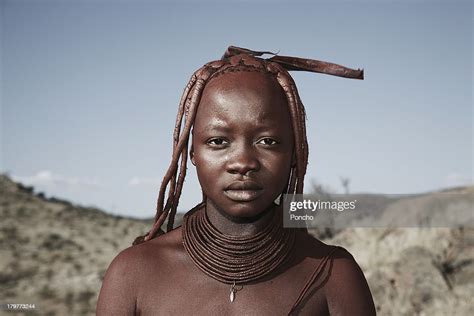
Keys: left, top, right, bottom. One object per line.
{"left": 96, "top": 227, "right": 184, "bottom": 315}
{"left": 294, "top": 232, "right": 375, "bottom": 315}
{"left": 296, "top": 232, "right": 364, "bottom": 266}
{"left": 126, "top": 226, "right": 184, "bottom": 262}
{"left": 295, "top": 231, "right": 337, "bottom": 257}
{"left": 320, "top": 242, "right": 376, "bottom": 315}
{"left": 105, "top": 226, "right": 182, "bottom": 270}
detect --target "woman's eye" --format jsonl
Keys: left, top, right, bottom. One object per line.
{"left": 258, "top": 138, "right": 278, "bottom": 146}
{"left": 207, "top": 138, "right": 228, "bottom": 146}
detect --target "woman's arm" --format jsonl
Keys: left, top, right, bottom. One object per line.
{"left": 325, "top": 248, "right": 376, "bottom": 316}
{"left": 96, "top": 249, "right": 139, "bottom": 316}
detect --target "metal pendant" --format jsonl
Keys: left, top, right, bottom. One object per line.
{"left": 230, "top": 281, "right": 236, "bottom": 303}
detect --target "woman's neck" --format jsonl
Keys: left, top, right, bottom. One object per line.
{"left": 205, "top": 199, "right": 278, "bottom": 236}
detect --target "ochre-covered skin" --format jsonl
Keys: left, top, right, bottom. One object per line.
{"left": 96, "top": 228, "right": 375, "bottom": 315}
{"left": 96, "top": 49, "right": 375, "bottom": 315}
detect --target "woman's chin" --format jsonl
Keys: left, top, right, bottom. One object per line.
{"left": 214, "top": 202, "right": 276, "bottom": 223}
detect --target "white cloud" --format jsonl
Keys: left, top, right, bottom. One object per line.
{"left": 444, "top": 172, "right": 473, "bottom": 188}
{"left": 12, "top": 170, "right": 101, "bottom": 188}
{"left": 128, "top": 176, "right": 161, "bottom": 186}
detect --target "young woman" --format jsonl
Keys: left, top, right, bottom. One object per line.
{"left": 96, "top": 46, "right": 375, "bottom": 315}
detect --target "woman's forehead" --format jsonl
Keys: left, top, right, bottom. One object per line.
{"left": 200, "top": 71, "right": 286, "bottom": 108}
{"left": 192, "top": 71, "right": 292, "bottom": 135}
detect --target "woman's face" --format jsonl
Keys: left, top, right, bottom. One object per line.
{"left": 191, "top": 71, "right": 294, "bottom": 219}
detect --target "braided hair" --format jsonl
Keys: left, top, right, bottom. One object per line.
{"left": 133, "top": 46, "right": 363, "bottom": 245}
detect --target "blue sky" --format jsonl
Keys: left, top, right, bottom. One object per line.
{"left": 1, "top": 0, "right": 472, "bottom": 218}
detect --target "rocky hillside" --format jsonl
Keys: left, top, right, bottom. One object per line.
{"left": 322, "top": 187, "right": 474, "bottom": 315}
{"left": 1, "top": 174, "right": 472, "bottom": 315}
{"left": 0, "top": 175, "right": 156, "bottom": 315}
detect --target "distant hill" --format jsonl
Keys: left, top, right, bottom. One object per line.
{"left": 1, "top": 175, "right": 473, "bottom": 315}
{"left": 0, "top": 175, "right": 157, "bottom": 315}
{"left": 321, "top": 187, "right": 474, "bottom": 315}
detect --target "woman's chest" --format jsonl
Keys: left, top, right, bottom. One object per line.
{"left": 136, "top": 258, "right": 330, "bottom": 316}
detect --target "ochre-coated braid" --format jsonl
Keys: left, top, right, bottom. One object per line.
{"left": 182, "top": 203, "right": 296, "bottom": 284}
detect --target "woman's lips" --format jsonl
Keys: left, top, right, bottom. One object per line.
{"left": 224, "top": 189, "right": 263, "bottom": 202}
{"left": 224, "top": 181, "right": 263, "bottom": 202}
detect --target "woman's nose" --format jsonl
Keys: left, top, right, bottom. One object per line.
{"left": 226, "top": 144, "right": 260, "bottom": 176}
